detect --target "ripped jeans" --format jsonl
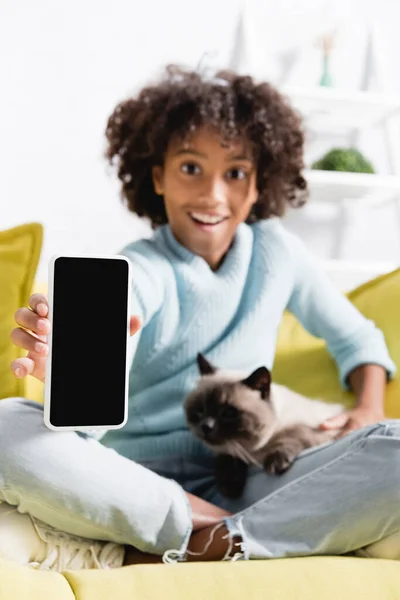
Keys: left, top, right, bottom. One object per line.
{"left": 0, "top": 398, "right": 400, "bottom": 560}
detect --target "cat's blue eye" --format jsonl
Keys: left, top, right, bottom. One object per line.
{"left": 220, "top": 404, "right": 239, "bottom": 420}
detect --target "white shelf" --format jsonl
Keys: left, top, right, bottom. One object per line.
{"left": 323, "top": 259, "right": 398, "bottom": 292}
{"left": 305, "top": 169, "right": 400, "bottom": 204}
{"left": 282, "top": 86, "right": 400, "bottom": 131}
{"left": 279, "top": 86, "right": 400, "bottom": 205}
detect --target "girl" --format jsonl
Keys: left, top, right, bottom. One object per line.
{"left": 3, "top": 64, "right": 399, "bottom": 570}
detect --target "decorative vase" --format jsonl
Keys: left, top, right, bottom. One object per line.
{"left": 320, "top": 52, "right": 333, "bottom": 87}
{"left": 317, "top": 29, "right": 337, "bottom": 88}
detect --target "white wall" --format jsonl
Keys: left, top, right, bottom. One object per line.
{"left": 0, "top": 0, "right": 243, "bottom": 279}
{"left": 234, "top": 0, "right": 400, "bottom": 266}
{"left": 1, "top": 0, "right": 400, "bottom": 281}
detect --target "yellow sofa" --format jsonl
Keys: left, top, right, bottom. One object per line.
{"left": 1, "top": 222, "right": 400, "bottom": 599}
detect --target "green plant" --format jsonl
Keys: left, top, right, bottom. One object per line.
{"left": 311, "top": 147, "right": 375, "bottom": 174}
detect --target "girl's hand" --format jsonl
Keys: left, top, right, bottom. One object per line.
{"left": 10, "top": 293, "right": 141, "bottom": 384}
{"left": 10, "top": 294, "right": 50, "bottom": 383}
{"left": 320, "top": 407, "right": 385, "bottom": 439}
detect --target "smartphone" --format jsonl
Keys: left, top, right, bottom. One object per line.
{"left": 44, "top": 255, "right": 131, "bottom": 432}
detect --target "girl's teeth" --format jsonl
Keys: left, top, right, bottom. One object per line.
{"left": 190, "top": 213, "right": 225, "bottom": 224}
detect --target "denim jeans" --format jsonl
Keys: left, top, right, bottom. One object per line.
{"left": 0, "top": 398, "right": 399, "bottom": 559}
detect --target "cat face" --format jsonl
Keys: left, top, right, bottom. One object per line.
{"left": 184, "top": 353, "right": 276, "bottom": 452}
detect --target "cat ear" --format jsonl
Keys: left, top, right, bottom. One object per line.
{"left": 242, "top": 367, "right": 271, "bottom": 399}
{"left": 197, "top": 353, "right": 217, "bottom": 375}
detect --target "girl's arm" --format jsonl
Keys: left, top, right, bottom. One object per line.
{"left": 348, "top": 363, "right": 386, "bottom": 414}
{"left": 284, "top": 231, "right": 395, "bottom": 435}
{"left": 321, "top": 363, "right": 387, "bottom": 437}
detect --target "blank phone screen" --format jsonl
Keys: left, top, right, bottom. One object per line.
{"left": 48, "top": 257, "right": 129, "bottom": 428}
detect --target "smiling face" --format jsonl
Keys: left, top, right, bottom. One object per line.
{"left": 152, "top": 127, "right": 258, "bottom": 269}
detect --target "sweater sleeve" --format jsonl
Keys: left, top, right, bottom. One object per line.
{"left": 285, "top": 233, "right": 396, "bottom": 389}
{"left": 119, "top": 241, "right": 166, "bottom": 363}
{"left": 121, "top": 244, "right": 165, "bottom": 327}
{"left": 86, "top": 242, "right": 165, "bottom": 443}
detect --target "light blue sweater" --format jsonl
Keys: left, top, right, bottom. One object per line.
{"left": 100, "top": 218, "right": 396, "bottom": 461}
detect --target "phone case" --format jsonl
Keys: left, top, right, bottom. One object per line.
{"left": 43, "top": 254, "right": 131, "bottom": 432}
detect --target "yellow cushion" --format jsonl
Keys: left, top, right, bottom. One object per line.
{"left": 0, "top": 557, "right": 74, "bottom": 600}
{"left": 2, "top": 555, "right": 400, "bottom": 600}
{"left": 0, "top": 223, "right": 43, "bottom": 401}
{"left": 63, "top": 557, "right": 400, "bottom": 600}
{"left": 25, "top": 373, "right": 44, "bottom": 404}
{"left": 0, "top": 553, "right": 400, "bottom": 600}
{"left": 272, "top": 267, "right": 400, "bottom": 417}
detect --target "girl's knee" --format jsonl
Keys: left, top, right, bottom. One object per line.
{"left": 375, "top": 419, "right": 400, "bottom": 438}
{"left": 0, "top": 399, "right": 45, "bottom": 485}
{"left": 365, "top": 420, "right": 400, "bottom": 480}
{"left": 0, "top": 397, "right": 43, "bottom": 420}
{"left": 0, "top": 398, "right": 44, "bottom": 448}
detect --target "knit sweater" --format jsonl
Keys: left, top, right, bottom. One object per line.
{"left": 100, "top": 218, "right": 396, "bottom": 461}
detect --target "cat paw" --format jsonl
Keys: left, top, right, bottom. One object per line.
{"left": 263, "top": 449, "right": 295, "bottom": 475}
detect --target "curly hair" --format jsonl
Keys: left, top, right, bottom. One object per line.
{"left": 104, "top": 64, "right": 308, "bottom": 227}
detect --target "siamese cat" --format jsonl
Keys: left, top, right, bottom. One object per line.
{"left": 184, "top": 353, "right": 345, "bottom": 499}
